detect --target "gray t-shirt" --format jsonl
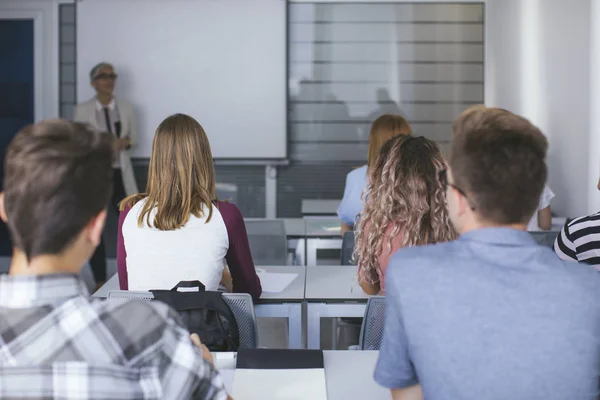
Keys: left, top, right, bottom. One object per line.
{"left": 375, "top": 227, "right": 600, "bottom": 400}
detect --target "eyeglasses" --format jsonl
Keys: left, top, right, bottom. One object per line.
{"left": 94, "top": 73, "right": 118, "bottom": 81}
{"left": 439, "top": 169, "right": 476, "bottom": 211}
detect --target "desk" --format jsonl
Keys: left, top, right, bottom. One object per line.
{"left": 305, "top": 218, "right": 342, "bottom": 266}
{"left": 301, "top": 199, "right": 340, "bottom": 217}
{"left": 304, "top": 266, "right": 369, "bottom": 349}
{"left": 93, "top": 266, "right": 307, "bottom": 349}
{"left": 246, "top": 218, "right": 342, "bottom": 266}
{"left": 253, "top": 266, "right": 306, "bottom": 349}
{"left": 215, "top": 350, "right": 390, "bottom": 400}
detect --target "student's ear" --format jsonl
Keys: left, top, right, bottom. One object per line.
{"left": 0, "top": 193, "right": 7, "bottom": 223}
{"left": 452, "top": 187, "right": 470, "bottom": 218}
{"left": 87, "top": 210, "right": 107, "bottom": 247}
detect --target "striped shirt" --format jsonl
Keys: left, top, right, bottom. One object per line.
{"left": 554, "top": 211, "right": 600, "bottom": 269}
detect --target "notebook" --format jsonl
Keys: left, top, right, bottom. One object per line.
{"left": 232, "top": 349, "right": 327, "bottom": 399}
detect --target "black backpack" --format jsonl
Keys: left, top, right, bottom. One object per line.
{"left": 150, "top": 281, "right": 240, "bottom": 352}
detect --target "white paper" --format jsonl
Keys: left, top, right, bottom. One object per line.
{"left": 232, "top": 368, "right": 327, "bottom": 400}
{"left": 256, "top": 272, "right": 298, "bottom": 293}
{"left": 219, "top": 370, "right": 235, "bottom": 395}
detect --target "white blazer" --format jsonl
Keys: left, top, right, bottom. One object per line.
{"left": 74, "top": 98, "right": 139, "bottom": 195}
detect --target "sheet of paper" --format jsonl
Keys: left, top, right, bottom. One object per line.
{"left": 233, "top": 368, "right": 327, "bottom": 400}
{"left": 256, "top": 272, "right": 298, "bottom": 293}
{"left": 219, "top": 369, "right": 235, "bottom": 395}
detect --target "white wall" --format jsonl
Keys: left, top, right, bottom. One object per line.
{"left": 486, "top": 0, "right": 593, "bottom": 217}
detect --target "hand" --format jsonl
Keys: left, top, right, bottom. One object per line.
{"left": 114, "top": 138, "right": 130, "bottom": 151}
{"left": 190, "top": 333, "right": 214, "bottom": 365}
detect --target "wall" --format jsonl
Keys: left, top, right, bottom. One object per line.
{"left": 486, "top": 0, "right": 593, "bottom": 217}
{"left": 59, "top": 3, "right": 76, "bottom": 119}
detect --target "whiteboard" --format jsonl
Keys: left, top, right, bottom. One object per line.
{"left": 77, "top": 0, "right": 287, "bottom": 159}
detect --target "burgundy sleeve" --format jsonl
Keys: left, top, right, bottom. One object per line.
{"left": 218, "top": 202, "right": 262, "bottom": 301}
{"left": 117, "top": 205, "right": 132, "bottom": 290}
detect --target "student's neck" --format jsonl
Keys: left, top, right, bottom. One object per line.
{"left": 9, "top": 250, "right": 81, "bottom": 277}
{"left": 460, "top": 220, "right": 527, "bottom": 235}
{"left": 96, "top": 94, "right": 113, "bottom": 106}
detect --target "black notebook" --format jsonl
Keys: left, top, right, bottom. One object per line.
{"left": 236, "top": 349, "right": 324, "bottom": 369}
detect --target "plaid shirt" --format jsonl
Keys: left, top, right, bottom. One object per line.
{"left": 0, "top": 273, "right": 228, "bottom": 399}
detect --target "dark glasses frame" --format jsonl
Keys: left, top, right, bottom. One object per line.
{"left": 439, "top": 169, "right": 476, "bottom": 211}
{"left": 93, "top": 73, "right": 118, "bottom": 81}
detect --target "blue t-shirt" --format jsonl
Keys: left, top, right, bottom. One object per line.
{"left": 337, "top": 165, "right": 368, "bottom": 226}
{"left": 375, "top": 228, "right": 600, "bottom": 400}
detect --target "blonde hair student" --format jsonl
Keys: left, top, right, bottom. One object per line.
{"left": 337, "top": 114, "right": 412, "bottom": 234}
{"left": 117, "top": 113, "right": 262, "bottom": 300}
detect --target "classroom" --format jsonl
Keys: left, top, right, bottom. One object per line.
{"left": 0, "top": 0, "right": 599, "bottom": 399}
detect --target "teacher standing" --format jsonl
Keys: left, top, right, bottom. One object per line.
{"left": 74, "top": 62, "right": 139, "bottom": 285}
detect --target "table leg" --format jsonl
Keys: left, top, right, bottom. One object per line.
{"left": 307, "top": 302, "right": 368, "bottom": 349}
{"left": 307, "top": 303, "right": 323, "bottom": 349}
{"left": 287, "top": 303, "right": 303, "bottom": 349}
{"left": 255, "top": 303, "right": 304, "bottom": 349}
{"left": 306, "top": 238, "right": 343, "bottom": 266}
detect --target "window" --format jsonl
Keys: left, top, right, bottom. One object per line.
{"left": 279, "top": 2, "right": 484, "bottom": 216}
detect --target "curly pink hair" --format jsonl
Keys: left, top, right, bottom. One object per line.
{"left": 354, "top": 135, "right": 457, "bottom": 283}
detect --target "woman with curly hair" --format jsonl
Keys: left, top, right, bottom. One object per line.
{"left": 354, "top": 135, "right": 456, "bottom": 295}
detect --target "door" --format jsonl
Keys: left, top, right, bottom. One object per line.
{"left": 0, "top": 19, "right": 34, "bottom": 256}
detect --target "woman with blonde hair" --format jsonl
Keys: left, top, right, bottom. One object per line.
{"left": 337, "top": 114, "right": 412, "bottom": 234}
{"left": 354, "top": 135, "right": 456, "bottom": 295}
{"left": 116, "top": 113, "right": 262, "bottom": 300}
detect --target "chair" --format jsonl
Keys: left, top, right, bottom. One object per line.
{"left": 529, "top": 231, "right": 560, "bottom": 248}
{"left": 216, "top": 182, "right": 238, "bottom": 204}
{"left": 107, "top": 290, "right": 258, "bottom": 348}
{"left": 358, "top": 296, "right": 386, "bottom": 350}
{"left": 245, "top": 219, "right": 288, "bottom": 265}
{"left": 340, "top": 231, "right": 356, "bottom": 265}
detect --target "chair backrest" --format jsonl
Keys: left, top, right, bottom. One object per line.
{"left": 245, "top": 219, "right": 288, "bottom": 265}
{"left": 529, "top": 231, "right": 559, "bottom": 248}
{"left": 221, "top": 293, "right": 258, "bottom": 349}
{"left": 216, "top": 182, "right": 238, "bottom": 204}
{"left": 107, "top": 290, "right": 258, "bottom": 348}
{"left": 340, "top": 231, "right": 356, "bottom": 265}
{"left": 359, "top": 296, "right": 386, "bottom": 350}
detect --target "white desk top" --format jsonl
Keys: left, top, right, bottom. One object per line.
{"left": 305, "top": 266, "right": 369, "bottom": 301}
{"left": 245, "top": 218, "right": 342, "bottom": 238}
{"left": 256, "top": 266, "right": 306, "bottom": 302}
{"left": 92, "top": 266, "right": 306, "bottom": 302}
{"left": 304, "top": 217, "right": 342, "bottom": 237}
{"left": 93, "top": 273, "right": 118, "bottom": 298}
{"left": 301, "top": 199, "right": 341, "bottom": 216}
{"left": 215, "top": 350, "right": 390, "bottom": 400}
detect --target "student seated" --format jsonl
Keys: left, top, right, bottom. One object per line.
{"left": 118, "top": 114, "right": 262, "bottom": 300}
{"left": 337, "top": 114, "right": 412, "bottom": 235}
{"left": 0, "top": 120, "right": 228, "bottom": 399}
{"left": 555, "top": 177, "right": 600, "bottom": 268}
{"left": 528, "top": 184, "right": 555, "bottom": 230}
{"left": 354, "top": 135, "right": 456, "bottom": 295}
{"left": 375, "top": 107, "right": 600, "bottom": 400}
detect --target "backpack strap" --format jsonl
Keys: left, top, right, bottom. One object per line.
{"left": 169, "top": 281, "right": 206, "bottom": 292}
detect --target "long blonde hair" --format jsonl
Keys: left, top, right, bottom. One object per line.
{"left": 367, "top": 114, "right": 412, "bottom": 168}
{"left": 120, "top": 114, "right": 216, "bottom": 230}
{"left": 355, "top": 135, "right": 456, "bottom": 281}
